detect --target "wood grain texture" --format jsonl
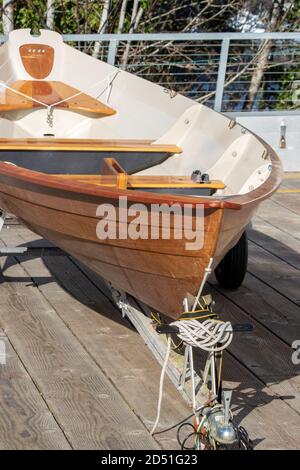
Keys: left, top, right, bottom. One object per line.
{"left": 0, "top": 80, "right": 116, "bottom": 117}
{"left": 55, "top": 173, "right": 225, "bottom": 190}
{"left": 101, "top": 158, "right": 128, "bottom": 189}
{"left": 209, "top": 282, "right": 300, "bottom": 414}
{"left": 3, "top": 224, "right": 300, "bottom": 449}
{"left": 0, "top": 140, "right": 280, "bottom": 318}
{"left": 3, "top": 230, "right": 190, "bottom": 449}
{"left": 250, "top": 216, "right": 300, "bottom": 271}
{"left": 0, "top": 179, "right": 223, "bottom": 317}
{"left": 272, "top": 192, "right": 300, "bottom": 216}
{"left": 252, "top": 198, "right": 300, "bottom": 243}
{"left": 19, "top": 44, "right": 54, "bottom": 79}
{"left": 0, "top": 137, "right": 181, "bottom": 154}
{"left": 247, "top": 241, "right": 300, "bottom": 304}
{"left": 0, "top": 328, "right": 71, "bottom": 449}
{"left": 0, "top": 249, "right": 159, "bottom": 450}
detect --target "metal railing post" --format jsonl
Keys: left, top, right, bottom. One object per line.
{"left": 107, "top": 39, "right": 117, "bottom": 66}
{"left": 106, "top": 39, "right": 117, "bottom": 66}
{"left": 214, "top": 38, "right": 230, "bottom": 112}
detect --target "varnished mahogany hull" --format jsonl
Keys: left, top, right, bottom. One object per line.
{"left": 0, "top": 177, "right": 255, "bottom": 320}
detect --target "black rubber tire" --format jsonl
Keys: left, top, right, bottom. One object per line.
{"left": 215, "top": 231, "right": 248, "bottom": 289}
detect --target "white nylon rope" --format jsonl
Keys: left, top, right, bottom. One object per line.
{"left": 150, "top": 336, "right": 172, "bottom": 437}
{"left": 150, "top": 319, "right": 233, "bottom": 435}
{"left": 173, "top": 319, "right": 233, "bottom": 352}
{"left": 47, "top": 70, "right": 120, "bottom": 108}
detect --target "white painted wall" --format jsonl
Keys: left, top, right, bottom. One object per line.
{"left": 234, "top": 114, "right": 300, "bottom": 172}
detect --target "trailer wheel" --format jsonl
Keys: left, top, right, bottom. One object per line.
{"left": 215, "top": 231, "right": 248, "bottom": 289}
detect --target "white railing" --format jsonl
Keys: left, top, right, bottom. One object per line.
{"left": 1, "top": 32, "right": 299, "bottom": 114}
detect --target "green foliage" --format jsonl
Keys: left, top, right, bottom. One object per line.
{"left": 13, "top": 0, "right": 46, "bottom": 30}
{"left": 276, "top": 70, "right": 300, "bottom": 110}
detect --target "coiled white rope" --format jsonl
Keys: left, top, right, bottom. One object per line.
{"left": 150, "top": 319, "right": 233, "bottom": 435}
{"left": 172, "top": 319, "right": 233, "bottom": 352}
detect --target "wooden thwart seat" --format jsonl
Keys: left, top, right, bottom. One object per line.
{"left": 0, "top": 80, "right": 116, "bottom": 117}
{"left": 0, "top": 137, "right": 181, "bottom": 154}
{"left": 65, "top": 174, "right": 225, "bottom": 190}
{"left": 55, "top": 158, "right": 225, "bottom": 192}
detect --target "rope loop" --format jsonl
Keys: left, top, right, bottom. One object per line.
{"left": 170, "top": 319, "right": 233, "bottom": 352}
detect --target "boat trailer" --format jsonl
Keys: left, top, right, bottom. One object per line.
{"left": 108, "top": 259, "right": 254, "bottom": 450}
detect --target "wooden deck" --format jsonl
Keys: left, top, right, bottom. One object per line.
{"left": 0, "top": 173, "right": 300, "bottom": 450}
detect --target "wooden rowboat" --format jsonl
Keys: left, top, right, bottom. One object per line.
{"left": 0, "top": 29, "right": 282, "bottom": 320}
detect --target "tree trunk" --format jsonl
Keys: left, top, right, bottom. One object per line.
{"left": 92, "top": 0, "right": 111, "bottom": 59}
{"left": 117, "top": 0, "right": 128, "bottom": 33}
{"left": 2, "top": 0, "right": 14, "bottom": 35}
{"left": 245, "top": 1, "right": 282, "bottom": 110}
{"left": 121, "top": 0, "right": 143, "bottom": 69}
{"left": 46, "top": 0, "right": 55, "bottom": 30}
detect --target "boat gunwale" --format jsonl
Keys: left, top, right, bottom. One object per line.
{"left": 0, "top": 134, "right": 282, "bottom": 212}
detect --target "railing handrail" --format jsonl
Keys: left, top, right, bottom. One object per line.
{"left": 0, "top": 31, "right": 299, "bottom": 42}
{"left": 62, "top": 32, "right": 300, "bottom": 41}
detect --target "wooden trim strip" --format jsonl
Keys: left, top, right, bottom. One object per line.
{"left": 0, "top": 139, "right": 182, "bottom": 154}
{"left": 0, "top": 138, "right": 155, "bottom": 145}
{"left": 101, "top": 158, "right": 128, "bottom": 189}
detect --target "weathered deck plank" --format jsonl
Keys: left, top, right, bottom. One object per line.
{"left": 253, "top": 198, "right": 300, "bottom": 242}
{"left": 2, "top": 226, "right": 300, "bottom": 448}
{"left": 210, "top": 284, "right": 300, "bottom": 408}
{"left": 0, "top": 250, "right": 159, "bottom": 450}
{"left": 0, "top": 227, "right": 190, "bottom": 450}
{"left": 272, "top": 193, "right": 300, "bottom": 216}
{"left": 0, "top": 329, "right": 71, "bottom": 449}
{"left": 247, "top": 241, "right": 300, "bottom": 305}
{"left": 249, "top": 217, "right": 300, "bottom": 271}
{"left": 212, "top": 270, "right": 300, "bottom": 345}
{"left": 215, "top": 200, "right": 300, "bottom": 346}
